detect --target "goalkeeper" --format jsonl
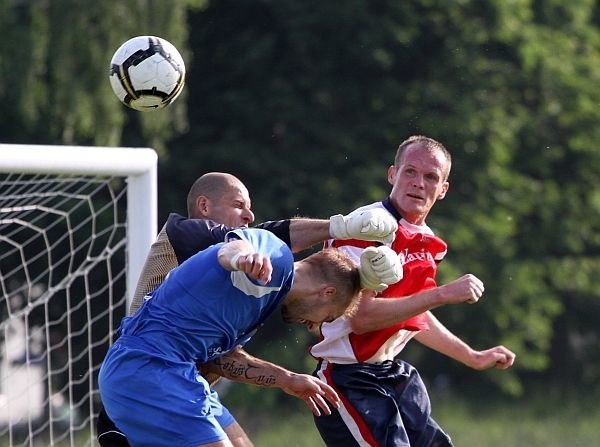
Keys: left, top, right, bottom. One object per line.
{"left": 96, "top": 172, "right": 401, "bottom": 447}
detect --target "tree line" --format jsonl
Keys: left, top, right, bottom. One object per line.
{"left": 2, "top": 0, "right": 599, "bottom": 404}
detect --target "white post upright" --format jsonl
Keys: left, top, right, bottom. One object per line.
{"left": 126, "top": 154, "right": 158, "bottom": 306}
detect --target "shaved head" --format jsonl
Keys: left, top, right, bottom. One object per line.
{"left": 186, "top": 172, "right": 254, "bottom": 227}
{"left": 186, "top": 172, "right": 244, "bottom": 217}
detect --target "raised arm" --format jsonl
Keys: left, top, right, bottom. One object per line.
{"left": 350, "top": 274, "right": 485, "bottom": 334}
{"left": 217, "top": 238, "right": 273, "bottom": 284}
{"left": 287, "top": 208, "right": 399, "bottom": 252}
{"left": 200, "top": 347, "right": 341, "bottom": 416}
{"left": 287, "top": 218, "right": 331, "bottom": 252}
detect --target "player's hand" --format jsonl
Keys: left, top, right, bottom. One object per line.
{"left": 329, "top": 209, "right": 397, "bottom": 244}
{"left": 468, "top": 346, "right": 516, "bottom": 371}
{"left": 359, "top": 246, "right": 403, "bottom": 292}
{"left": 437, "top": 274, "right": 485, "bottom": 305}
{"left": 281, "top": 373, "right": 341, "bottom": 417}
{"left": 230, "top": 252, "right": 272, "bottom": 284}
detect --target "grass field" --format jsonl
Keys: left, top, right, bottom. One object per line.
{"left": 249, "top": 393, "right": 599, "bottom": 447}
{"left": 1, "top": 392, "right": 596, "bottom": 446}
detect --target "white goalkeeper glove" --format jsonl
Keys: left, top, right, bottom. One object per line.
{"left": 359, "top": 246, "right": 403, "bottom": 292}
{"left": 329, "top": 209, "right": 397, "bottom": 244}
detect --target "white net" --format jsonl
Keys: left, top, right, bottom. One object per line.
{"left": 0, "top": 144, "right": 157, "bottom": 447}
{"left": 0, "top": 173, "right": 127, "bottom": 446}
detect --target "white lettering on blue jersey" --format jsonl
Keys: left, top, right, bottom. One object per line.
{"left": 231, "top": 271, "right": 281, "bottom": 297}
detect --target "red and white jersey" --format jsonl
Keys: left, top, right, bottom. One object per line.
{"left": 310, "top": 199, "right": 447, "bottom": 364}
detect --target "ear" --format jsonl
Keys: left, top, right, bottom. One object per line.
{"left": 320, "top": 286, "right": 337, "bottom": 299}
{"left": 387, "top": 165, "right": 397, "bottom": 186}
{"left": 437, "top": 182, "right": 450, "bottom": 200}
{"left": 196, "top": 196, "right": 210, "bottom": 217}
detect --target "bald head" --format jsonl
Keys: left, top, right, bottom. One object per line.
{"left": 187, "top": 172, "right": 255, "bottom": 227}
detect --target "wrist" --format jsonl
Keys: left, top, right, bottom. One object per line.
{"left": 328, "top": 214, "right": 347, "bottom": 239}
{"left": 229, "top": 252, "right": 250, "bottom": 270}
{"left": 429, "top": 287, "right": 449, "bottom": 308}
{"left": 275, "top": 370, "right": 295, "bottom": 389}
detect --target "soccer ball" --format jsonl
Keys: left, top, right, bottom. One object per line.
{"left": 109, "top": 36, "right": 186, "bottom": 111}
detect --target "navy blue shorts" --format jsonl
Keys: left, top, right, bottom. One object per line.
{"left": 313, "top": 359, "right": 452, "bottom": 447}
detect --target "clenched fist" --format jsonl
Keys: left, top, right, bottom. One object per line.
{"left": 359, "top": 246, "right": 403, "bottom": 292}
{"left": 329, "top": 209, "right": 398, "bottom": 244}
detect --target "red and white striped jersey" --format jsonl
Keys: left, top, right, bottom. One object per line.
{"left": 310, "top": 199, "right": 447, "bottom": 364}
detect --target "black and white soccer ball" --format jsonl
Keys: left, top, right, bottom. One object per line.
{"left": 109, "top": 36, "right": 186, "bottom": 111}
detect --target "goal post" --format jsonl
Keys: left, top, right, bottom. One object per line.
{"left": 0, "top": 144, "right": 157, "bottom": 446}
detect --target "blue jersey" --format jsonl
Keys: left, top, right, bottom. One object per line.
{"left": 118, "top": 227, "right": 294, "bottom": 363}
{"left": 99, "top": 228, "right": 294, "bottom": 446}
{"left": 128, "top": 213, "right": 292, "bottom": 316}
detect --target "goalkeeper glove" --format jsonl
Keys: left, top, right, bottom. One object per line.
{"left": 329, "top": 209, "right": 397, "bottom": 244}
{"left": 359, "top": 246, "right": 403, "bottom": 292}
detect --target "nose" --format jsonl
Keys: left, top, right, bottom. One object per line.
{"left": 242, "top": 208, "right": 255, "bottom": 224}
{"left": 412, "top": 175, "right": 425, "bottom": 188}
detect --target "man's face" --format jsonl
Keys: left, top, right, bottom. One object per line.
{"left": 387, "top": 143, "right": 449, "bottom": 225}
{"left": 280, "top": 293, "right": 347, "bottom": 332}
{"left": 206, "top": 184, "right": 255, "bottom": 228}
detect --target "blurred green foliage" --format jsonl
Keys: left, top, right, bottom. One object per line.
{"left": 2, "top": 0, "right": 599, "bottom": 409}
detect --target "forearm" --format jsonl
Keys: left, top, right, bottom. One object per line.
{"left": 288, "top": 218, "right": 331, "bottom": 252}
{"left": 351, "top": 273, "right": 487, "bottom": 334}
{"left": 203, "top": 347, "right": 347, "bottom": 416}
{"left": 413, "top": 312, "right": 476, "bottom": 366}
{"left": 202, "top": 347, "right": 294, "bottom": 389}
{"left": 288, "top": 208, "right": 400, "bottom": 252}
{"left": 350, "top": 289, "right": 446, "bottom": 334}
{"left": 217, "top": 239, "right": 253, "bottom": 271}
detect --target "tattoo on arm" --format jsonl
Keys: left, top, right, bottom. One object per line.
{"left": 213, "top": 356, "right": 278, "bottom": 386}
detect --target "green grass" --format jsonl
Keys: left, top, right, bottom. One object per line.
{"left": 434, "top": 397, "right": 599, "bottom": 447}
{"left": 247, "top": 393, "right": 600, "bottom": 447}
{"left": 2, "top": 392, "right": 597, "bottom": 446}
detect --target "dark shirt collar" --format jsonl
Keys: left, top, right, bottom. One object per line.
{"left": 382, "top": 196, "right": 402, "bottom": 221}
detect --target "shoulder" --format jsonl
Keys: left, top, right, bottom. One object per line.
{"left": 227, "top": 228, "right": 294, "bottom": 267}
{"left": 165, "top": 213, "right": 232, "bottom": 263}
{"left": 226, "top": 227, "right": 288, "bottom": 249}
{"left": 254, "top": 220, "right": 292, "bottom": 247}
{"left": 166, "top": 213, "right": 229, "bottom": 235}
{"left": 348, "top": 201, "right": 385, "bottom": 214}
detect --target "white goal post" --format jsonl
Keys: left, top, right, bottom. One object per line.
{"left": 0, "top": 144, "right": 157, "bottom": 446}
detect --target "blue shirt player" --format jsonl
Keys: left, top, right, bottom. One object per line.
{"left": 98, "top": 227, "right": 363, "bottom": 447}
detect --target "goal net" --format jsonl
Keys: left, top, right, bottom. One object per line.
{"left": 0, "top": 144, "right": 157, "bottom": 446}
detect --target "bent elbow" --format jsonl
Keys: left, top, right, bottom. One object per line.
{"left": 350, "top": 319, "right": 372, "bottom": 335}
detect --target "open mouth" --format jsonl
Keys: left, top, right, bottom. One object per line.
{"left": 407, "top": 193, "right": 424, "bottom": 200}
